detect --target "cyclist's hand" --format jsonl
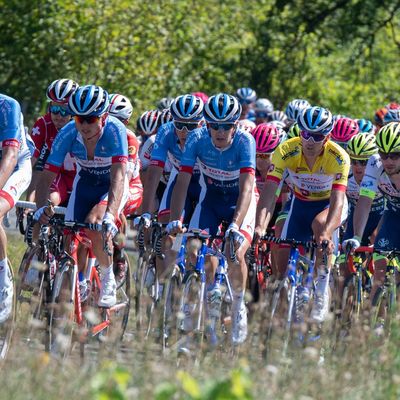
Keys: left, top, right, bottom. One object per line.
{"left": 253, "top": 225, "right": 264, "bottom": 244}
{"left": 166, "top": 220, "right": 183, "bottom": 235}
{"left": 317, "top": 232, "right": 334, "bottom": 255}
{"left": 134, "top": 213, "right": 151, "bottom": 229}
{"left": 102, "top": 212, "right": 118, "bottom": 239}
{"left": 342, "top": 237, "right": 361, "bottom": 253}
{"left": 225, "top": 223, "right": 245, "bottom": 250}
{"left": 33, "top": 206, "right": 52, "bottom": 225}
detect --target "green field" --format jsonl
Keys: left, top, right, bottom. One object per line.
{"left": 4, "top": 233, "right": 400, "bottom": 400}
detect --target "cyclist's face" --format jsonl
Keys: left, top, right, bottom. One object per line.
{"left": 256, "top": 154, "right": 272, "bottom": 171}
{"left": 381, "top": 154, "right": 400, "bottom": 176}
{"left": 50, "top": 102, "right": 71, "bottom": 130}
{"left": 209, "top": 125, "right": 236, "bottom": 149}
{"left": 301, "top": 135, "right": 328, "bottom": 157}
{"left": 74, "top": 115, "right": 104, "bottom": 140}
{"left": 351, "top": 162, "right": 367, "bottom": 182}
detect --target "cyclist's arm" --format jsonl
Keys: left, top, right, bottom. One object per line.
{"left": 169, "top": 171, "right": 191, "bottom": 221}
{"left": 141, "top": 164, "right": 164, "bottom": 213}
{"left": 106, "top": 161, "right": 127, "bottom": 217}
{"left": 0, "top": 145, "right": 18, "bottom": 190}
{"left": 35, "top": 168, "right": 58, "bottom": 208}
{"left": 232, "top": 171, "right": 255, "bottom": 227}
{"left": 255, "top": 180, "right": 279, "bottom": 232}
{"left": 353, "top": 195, "right": 373, "bottom": 239}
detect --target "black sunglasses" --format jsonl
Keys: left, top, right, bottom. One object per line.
{"left": 378, "top": 151, "right": 400, "bottom": 161}
{"left": 173, "top": 121, "right": 199, "bottom": 131}
{"left": 208, "top": 122, "right": 235, "bottom": 131}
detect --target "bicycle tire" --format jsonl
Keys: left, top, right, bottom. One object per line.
{"left": 0, "top": 262, "right": 16, "bottom": 360}
{"left": 48, "top": 259, "right": 76, "bottom": 360}
{"left": 177, "top": 271, "right": 206, "bottom": 358}
{"left": 162, "top": 267, "right": 181, "bottom": 351}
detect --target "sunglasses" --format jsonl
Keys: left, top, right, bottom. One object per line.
{"left": 49, "top": 105, "right": 69, "bottom": 117}
{"left": 74, "top": 115, "right": 101, "bottom": 124}
{"left": 351, "top": 159, "right": 368, "bottom": 166}
{"left": 378, "top": 151, "right": 400, "bottom": 161}
{"left": 300, "top": 130, "right": 327, "bottom": 143}
{"left": 208, "top": 123, "right": 235, "bottom": 131}
{"left": 173, "top": 121, "right": 199, "bottom": 131}
{"left": 256, "top": 152, "right": 272, "bottom": 159}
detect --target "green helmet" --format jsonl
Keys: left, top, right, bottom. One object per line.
{"left": 346, "top": 133, "right": 377, "bottom": 160}
{"left": 287, "top": 122, "right": 300, "bottom": 139}
{"left": 376, "top": 122, "right": 400, "bottom": 153}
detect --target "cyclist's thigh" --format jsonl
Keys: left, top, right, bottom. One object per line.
{"left": 374, "top": 210, "right": 400, "bottom": 251}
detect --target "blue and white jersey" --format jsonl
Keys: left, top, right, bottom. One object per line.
{"left": 150, "top": 121, "right": 200, "bottom": 179}
{"left": 0, "top": 93, "right": 31, "bottom": 165}
{"left": 180, "top": 126, "right": 256, "bottom": 196}
{"left": 45, "top": 115, "right": 128, "bottom": 186}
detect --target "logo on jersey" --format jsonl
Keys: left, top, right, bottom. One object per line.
{"left": 282, "top": 147, "right": 300, "bottom": 161}
{"left": 268, "top": 164, "right": 275, "bottom": 172}
{"left": 31, "top": 127, "right": 40, "bottom": 136}
{"left": 128, "top": 146, "right": 137, "bottom": 156}
{"left": 377, "top": 238, "right": 390, "bottom": 248}
{"left": 335, "top": 173, "right": 342, "bottom": 181}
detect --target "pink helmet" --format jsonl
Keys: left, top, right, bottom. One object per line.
{"left": 192, "top": 91, "right": 209, "bottom": 104}
{"left": 331, "top": 117, "right": 359, "bottom": 143}
{"left": 251, "top": 123, "right": 281, "bottom": 153}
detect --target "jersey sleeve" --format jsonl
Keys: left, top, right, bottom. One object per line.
{"left": 238, "top": 132, "right": 256, "bottom": 174}
{"left": 330, "top": 145, "right": 350, "bottom": 192}
{"left": 139, "top": 136, "right": 154, "bottom": 170}
{"left": 0, "top": 97, "right": 21, "bottom": 148}
{"left": 127, "top": 130, "right": 140, "bottom": 162}
{"left": 150, "top": 125, "right": 169, "bottom": 168}
{"left": 179, "top": 131, "right": 200, "bottom": 174}
{"left": 359, "top": 154, "right": 381, "bottom": 199}
{"left": 44, "top": 126, "right": 74, "bottom": 173}
{"left": 266, "top": 143, "right": 287, "bottom": 185}
{"left": 110, "top": 119, "right": 128, "bottom": 164}
{"left": 30, "top": 117, "right": 46, "bottom": 158}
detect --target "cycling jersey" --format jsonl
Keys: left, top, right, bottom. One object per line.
{"left": 45, "top": 115, "right": 128, "bottom": 187}
{"left": 30, "top": 113, "right": 76, "bottom": 178}
{"left": 180, "top": 126, "right": 257, "bottom": 242}
{"left": 0, "top": 94, "right": 31, "bottom": 165}
{"left": 267, "top": 137, "right": 350, "bottom": 200}
{"left": 179, "top": 126, "right": 256, "bottom": 196}
{"left": 360, "top": 153, "right": 400, "bottom": 212}
{"left": 0, "top": 94, "right": 32, "bottom": 207}
{"left": 127, "top": 128, "right": 141, "bottom": 183}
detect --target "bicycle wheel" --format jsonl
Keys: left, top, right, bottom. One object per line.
{"left": 371, "top": 283, "right": 396, "bottom": 336}
{"left": 340, "top": 275, "right": 357, "bottom": 332}
{"left": 137, "top": 259, "right": 158, "bottom": 337}
{"left": 162, "top": 267, "right": 182, "bottom": 351}
{"left": 48, "top": 259, "right": 76, "bottom": 360}
{"left": 0, "top": 262, "right": 16, "bottom": 360}
{"left": 176, "top": 271, "right": 206, "bottom": 358}
{"left": 16, "top": 246, "right": 49, "bottom": 348}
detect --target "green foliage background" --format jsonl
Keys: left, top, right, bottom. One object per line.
{"left": 1, "top": 0, "right": 400, "bottom": 126}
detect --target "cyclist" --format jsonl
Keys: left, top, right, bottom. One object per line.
{"left": 338, "top": 133, "right": 383, "bottom": 303}
{"left": 167, "top": 93, "right": 256, "bottom": 345}
{"left": 285, "top": 98, "right": 310, "bottom": 125}
{"left": 267, "top": 110, "right": 288, "bottom": 127}
{"left": 192, "top": 91, "right": 209, "bottom": 104}
{"left": 236, "top": 87, "right": 257, "bottom": 122}
{"left": 382, "top": 108, "right": 400, "bottom": 124}
{"left": 27, "top": 79, "right": 79, "bottom": 206}
{"left": 330, "top": 117, "right": 359, "bottom": 149}
{"left": 255, "top": 106, "right": 350, "bottom": 322}
{"left": 137, "top": 94, "right": 204, "bottom": 283}
{"left": 0, "top": 93, "right": 32, "bottom": 321}
{"left": 343, "top": 122, "right": 400, "bottom": 307}
{"left": 156, "top": 97, "right": 174, "bottom": 111}
{"left": 374, "top": 107, "right": 388, "bottom": 130}
{"left": 356, "top": 118, "right": 376, "bottom": 134}
{"left": 254, "top": 98, "right": 274, "bottom": 125}
{"left": 108, "top": 94, "right": 142, "bottom": 217}
{"left": 34, "top": 85, "right": 128, "bottom": 308}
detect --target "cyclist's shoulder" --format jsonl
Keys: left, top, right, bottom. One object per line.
{"left": 274, "top": 137, "right": 301, "bottom": 160}
{"left": 324, "top": 140, "right": 350, "bottom": 166}
{"left": 0, "top": 93, "right": 20, "bottom": 111}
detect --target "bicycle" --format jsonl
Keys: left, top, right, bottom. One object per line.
{"left": 262, "top": 235, "right": 327, "bottom": 359}
{"left": 370, "top": 248, "right": 400, "bottom": 336}
{"left": 46, "top": 217, "right": 131, "bottom": 359}
{"left": 163, "top": 228, "right": 233, "bottom": 359}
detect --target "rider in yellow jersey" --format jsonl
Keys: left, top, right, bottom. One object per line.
{"left": 255, "top": 106, "right": 350, "bottom": 323}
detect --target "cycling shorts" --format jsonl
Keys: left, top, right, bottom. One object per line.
{"left": 65, "top": 175, "right": 128, "bottom": 223}
{"left": 0, "top": 159, "right": 32, "bottom": 209}
{"left": 374, "top": 209, "right": 400, "bottom": 251}
{"left": 189, "top": 189, "right": 257, "bottom": 244}
{"left": 159, "top": 168, "right": 200, "bottom": 223}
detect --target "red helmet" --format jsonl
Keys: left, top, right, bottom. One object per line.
{"left": 331, "top": 117, "right": 359, "bottom": 143}
{"left": 386, "top": 102, "right": 400, "bottom": 110}
{"left": 192, "top": 91, "right": 209, "bottom": 104}
{"left": 251, "top": 123, "right": 281, "bottom": 153}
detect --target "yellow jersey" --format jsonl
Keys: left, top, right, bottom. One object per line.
{"left": 266, "top": 138, "right": 350, "bottom": 201}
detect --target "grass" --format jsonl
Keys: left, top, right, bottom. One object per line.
{"left": 3, "top": 232, "right": 400, "bottom": 400}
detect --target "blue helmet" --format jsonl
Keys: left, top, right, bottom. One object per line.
{"left": 68, "top": 85, "right": 109, "bottom": 116}
{"left": 236, "top": 87, "right": 257, "bottom": 104}
{"left": 297, "top": 106, "right": 334, "bottom": 135}
{"left": 204, "top": 93, "right": 242, "bottom": 123}
{"left": 170, "top": 94, "right": 204, "bottom": 121}
{"left": 356, "top": 118, "right": 375, "bottom": 134}
{"left": 285, "top": 99, "right": 311, "bottom": 121}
